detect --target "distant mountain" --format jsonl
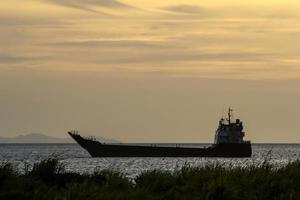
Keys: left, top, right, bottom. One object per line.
{"left": 0, "top": 133, "right": 119, "bottom": 143}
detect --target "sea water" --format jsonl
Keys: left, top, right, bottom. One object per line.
{"left": 0, "top": 144, "right": 299, "bottom": 178}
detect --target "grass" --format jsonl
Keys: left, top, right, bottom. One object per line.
{"left": 0, "top": 158, "right": 300, "bottom": 200}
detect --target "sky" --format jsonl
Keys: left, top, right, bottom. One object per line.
{"left": 0, "top": 0, "right": 300, "bottom": 143}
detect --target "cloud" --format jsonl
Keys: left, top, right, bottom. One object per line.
{"left": 0, "top": 16, "right": 66, "bottom": 26}
{"left": 92, "top": 51, "right": 271, "bottom": 65}
{"left": 45, "top": 0, "right": 133, "bottom": 13}
{"left": 162, "top": 4, "right": 204, "bottom": 14}
{"left": 50, "top": 39, "right": 168, "bottom": 49}
{"left": 0, "top": 54, "right": 51, "bottom": 64}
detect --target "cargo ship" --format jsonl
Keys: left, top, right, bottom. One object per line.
{"left": 68, "top": 108, "right": 251, "bottom": 157}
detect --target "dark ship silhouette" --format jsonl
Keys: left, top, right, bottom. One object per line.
{"left": 68, "top": 108, "right": 251, "bottom": 157}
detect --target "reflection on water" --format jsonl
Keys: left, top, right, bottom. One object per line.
{"left": 0, "top": 144, "right": 299, "bottom": 178}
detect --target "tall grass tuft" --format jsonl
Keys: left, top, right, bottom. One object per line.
{"left": 92, "top": 169, "right": 132, "bottom": 190}
{"left": 0, "top": 158, "right": 300, "bottom": 200}
{"left": 0, "top": 163, "right": 16, "bottom": 182}
{"left": 29, "top": 158, "right": 64, "bottom": 184}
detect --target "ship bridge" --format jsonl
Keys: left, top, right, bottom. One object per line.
{"left": 214, "top": 108, "right": 245, "bottom": 144}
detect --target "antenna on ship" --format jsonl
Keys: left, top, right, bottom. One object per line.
{"left": 227, "top": 107, "right": 233, "bottom": 123}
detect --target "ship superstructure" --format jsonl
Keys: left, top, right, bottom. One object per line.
{"left": 214, "top": 108, "right": 246, "bottom": 144}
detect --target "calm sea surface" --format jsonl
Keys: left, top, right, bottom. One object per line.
{"left": 0, "top": 144, "right": 299, "bottom": 178}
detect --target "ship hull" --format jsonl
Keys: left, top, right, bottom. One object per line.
{"left": 69, "top": 132, "right": 252, "bottom": 158}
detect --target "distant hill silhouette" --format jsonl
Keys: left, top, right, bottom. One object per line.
{"left": 0, "top": 133, "right": 119, "bottom": 143}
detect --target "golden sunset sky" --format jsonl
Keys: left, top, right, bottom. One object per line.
{"left": 0, "top": 0, "right": 300, "bottom": 142}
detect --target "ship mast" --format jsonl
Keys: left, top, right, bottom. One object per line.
{"left": 227, "top": 107, "right": 233, "bottom": 124}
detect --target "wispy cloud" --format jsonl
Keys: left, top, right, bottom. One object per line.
{"left": 45, "top": 0, "right": 133, "bottom": 13}
{"left": 50, "top": 39, "right": 168, "bottom": 49}
{"left": 162, "top": 4, "right": 204, "bottom": 15}
{"left": 0, "top": 16, "right": 67, "bottom": 27}
{"left": 92, "top": 51, "right": 270, "bottom": 65}
{"left": 0, "top": 54, "right": 51, "bottom": 64}
{"left": 1, "top": 0, "right": 299, "bottom": 80}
